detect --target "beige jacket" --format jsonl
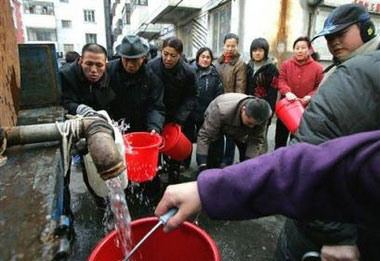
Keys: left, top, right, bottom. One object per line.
{"left": 215, "top": 53, "right": 247, "bottom": 93}
{"left": 196, "top": 93, "right": 267, "bottom": 159}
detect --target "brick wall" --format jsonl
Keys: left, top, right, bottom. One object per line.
{"left": 0, "top": 0, "right": 20, "bottom": 127}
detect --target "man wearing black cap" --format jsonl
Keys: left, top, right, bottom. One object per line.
{"left": 107, "top": 34, "right": 165, "bottom": 133}
{"left": 196, "top": 93, "right": 271, "bottom": 172}
{"left": 274, "top": 4, "right": 380, "bottom": 261}
{"left": 313, "top": 3, "right": 379, "bottom": 78}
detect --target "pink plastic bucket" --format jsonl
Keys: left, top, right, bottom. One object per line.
{"left": 275, "top": 98, "right": 305, "bottom": 134}
{"left": 89, "top": 217, "right": 221, "bottom": 261}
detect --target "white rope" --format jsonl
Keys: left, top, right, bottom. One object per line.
{"left": 55, "top": 116, "right": 84, "bottom": 176}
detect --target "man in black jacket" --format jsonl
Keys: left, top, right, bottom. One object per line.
{"left": 107, "top": 35, "right": 165, "bottom": 133}
{"left": 107, "top": 35, "right": 165, "bottom": 205}
{"left": 60, "top": 43, "right": 114, "bottom": 116}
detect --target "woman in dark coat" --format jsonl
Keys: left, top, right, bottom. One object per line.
{"left": 186, "top": 47, "right": 223, "bottom": 169}
{"left": 148, "top": 37, "right": 198, "bottom": 183}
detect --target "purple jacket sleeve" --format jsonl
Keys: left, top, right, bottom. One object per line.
{"left": 198, "top": 130, "right": 380, "bottom": 226}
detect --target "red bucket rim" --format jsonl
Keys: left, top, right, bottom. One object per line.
{"left": 89, "top": 217, "right": 220, "bottom": 261}
{"left": 160, "top": 124, "right": 181, "bottom": 153}
{"left": 123, "top": 132, "right": 163, "bottom": 150}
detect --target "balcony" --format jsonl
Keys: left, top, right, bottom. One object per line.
{"left": 135, "top": 23, "right": 163, "bottom": 39}
{"left": 23, "top": 13, "right": 57, "bottom": 29}
{"left": 148, "top": 0, "right": 206, "bottom": 24}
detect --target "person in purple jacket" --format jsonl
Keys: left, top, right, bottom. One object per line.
{"left": 155, "top": 130, "right": 380, "bottom": 233}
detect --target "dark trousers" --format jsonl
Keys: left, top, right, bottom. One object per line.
{"left": 181, "top": 119, "right": 197, "bottom": 169}
{"left": 207, "top": 137, "right": 224, "bottom": 168}
{"left": 235, "top": 140, "right": 248, "bottom": 162}
{"left": 275, "top": 118, "right": 290, "bottom": 149}
{"left": 223, "top": 135, "right": 236, "bottom": 165}
{"left": 275, "top": 219, "right": 380, "bottom": 261}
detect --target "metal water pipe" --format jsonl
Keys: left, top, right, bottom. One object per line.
{"left": 4, "top": 117, "right": 125, "bottom": 180}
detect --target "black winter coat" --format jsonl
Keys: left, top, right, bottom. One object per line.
{"left": 60, "top": 61, "right": 114, "bottom": 115}
{"left": 107, "top": 59, "right": 165, "bottom": 132}
{"left": 148, "top": 57, "right": 198, "bottom": 124}
{"left": 246, "top": 60, "right": 278, "bottom": 111}
{"left": 191, "top": 62, "right": 223, "bottom": 123}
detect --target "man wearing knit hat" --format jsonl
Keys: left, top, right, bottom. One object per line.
{"left": 275, "top": 4, "right": 380, "bottom": 261}
{"left": 196, "top": 93, "right": 271, "bottom": 172}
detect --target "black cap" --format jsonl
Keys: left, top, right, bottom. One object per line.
{"left": 118, "top": 35, "right": 150, "bottom": 59}
{"left": 312, "top": 4, "right": 370, "bottom": 41}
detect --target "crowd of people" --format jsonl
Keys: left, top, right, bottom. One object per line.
{"left": 60, "top": 3, "right": 380, "bottom": 260}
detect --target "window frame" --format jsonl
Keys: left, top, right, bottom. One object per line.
{"left": 61, "top": 20, "right": 72, "bottom": 28}
{"left": 209, "top": 3, "right": 231, "bottom": 56}
{"left": 85, "top": 33, "right": 97, "bottom": 44}
{"left": 83, "top": 9, "right": 95, "bottom": 23}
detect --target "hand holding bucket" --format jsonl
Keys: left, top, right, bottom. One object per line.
{"left": 89, "top": 208, "right": 221, "bottom": 261}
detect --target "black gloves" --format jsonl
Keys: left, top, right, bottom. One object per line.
{"left": 76, "top": 104, "right": 108, "bottom": 122}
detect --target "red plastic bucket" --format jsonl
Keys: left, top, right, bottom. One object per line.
{"left": 123, "top": 132, "right": 162, "bottom": 182}
{"left": 275, "top": 98, "right": 305, "bottom": 134}
{"left": 160, "top": 123, "right": 192, "bottom": 161}
{"left": 89, "top": 217, "right": 221, "bottom": 261}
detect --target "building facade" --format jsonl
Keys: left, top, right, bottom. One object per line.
{"left": 22, "top": 0, "right": 107, "bottom": 60}
{"left": 9, "top": 0, "right": 25, "bottom": 43}
{"left": 110, "top": 0, "right": 380, "bottom": 66}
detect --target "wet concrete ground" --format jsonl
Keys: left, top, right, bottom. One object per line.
{"left": 69, "top": 120, "right": 285, "bottom": 260}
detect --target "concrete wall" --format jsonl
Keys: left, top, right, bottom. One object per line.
{"left": 0, "top": 0, "right": 20, "bottom": 127}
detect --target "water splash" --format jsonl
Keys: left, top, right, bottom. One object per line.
{"left": 113, "top": 118, "right": 131, "bottom": 134}
{"left": 106, "top": 177, "right": 132, "bottom": 259}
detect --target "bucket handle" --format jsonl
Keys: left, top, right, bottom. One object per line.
{"left": 158, "top": 136, "right": 165, "bottom": 150}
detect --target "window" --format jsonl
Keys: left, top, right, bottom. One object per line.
{"left": 134, "top": 0, "right": 148, "bottom": 5}
{"left": 131, "top": 0, "right": 148, "bottom": 11}
{"left": 27, "top": 27, "right": 57, "bottom": 41}
{"left": 84, "top": 10, "right": 95, "bottom": 22}
{"left": 86, "top": 33, "right": 97, "bottom": 44}
{"left": 210, "top": 4, "right": 231, "bottom": 55}
{"left": 61, "top": 20, "right": 72, "bottom": 28}
{"left": 24, "top": 2, "right": 55, "bottom": 15}
{"left": 64, "top": 44, "right": 74, "bottom": 53}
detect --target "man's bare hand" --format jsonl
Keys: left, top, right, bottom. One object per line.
{"left": 155, "top": 182, "right": 202, "bottom": 232}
